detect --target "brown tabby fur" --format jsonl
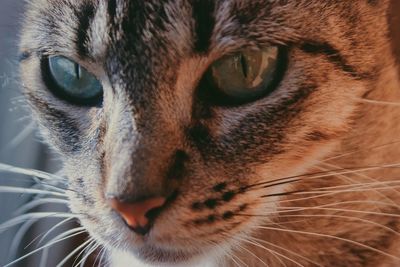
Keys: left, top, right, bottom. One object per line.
{"left": 19, "top": 0, "right": 400, "bottom": 266}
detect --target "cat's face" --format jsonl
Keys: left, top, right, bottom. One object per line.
{"left": 19, "top": 0, "right": 396, "bottom": 265}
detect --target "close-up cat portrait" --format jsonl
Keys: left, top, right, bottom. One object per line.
{"left": 0, "top": 0, "right": 400, "bottom": 266}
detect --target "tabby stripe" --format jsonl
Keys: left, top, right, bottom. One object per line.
{"left": 24, "top": 93, "right": 82, "bottom": 153}
{"left": 192, "top": 0, "right": 215, "bottom": 53}
{"left": 107, "top": 0, "right": 117, "bottom": 25}
{"left": 389, "top": 0, "right": 400, "bottom": 71}
{"left": 75, "top": 2, "right": 96, "bottom": 58}
{"left": 300, "top": 42, "right": 364, "bottom": 79}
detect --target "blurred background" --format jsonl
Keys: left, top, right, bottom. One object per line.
{"left": 0, "top": 1, "right": 88, "bottom": 266}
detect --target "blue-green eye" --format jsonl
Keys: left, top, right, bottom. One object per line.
{"left": 42, "top": 56, "right": 103, "bottom": 106}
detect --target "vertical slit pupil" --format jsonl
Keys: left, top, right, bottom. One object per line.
{"left": 240, "top": 54, "right": 248, "bottom": 78}
{"left": 75, "top": 63, "right": 81, "bottom": 80}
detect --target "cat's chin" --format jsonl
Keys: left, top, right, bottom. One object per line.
{"left": 110, "top": 247, "right": 217, "bottom": 267}
{"left": 135, "top": 245, "right": 195, "bottom": 264}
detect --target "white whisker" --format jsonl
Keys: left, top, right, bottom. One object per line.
{"left": 271, "top": 213, "right": 400, "bottom": 236}
{"left": 257, "top": 226, "right": 400, "bottom": 261}
{"left": 14, "top": 198, "right": 68, "bottom": 215}
{"left": 228, "top": 254, "right": 242, "bottom": 267}
{"left": 292, "top": 206, "right": 400, "bottom": 218}
{"left": 0, "top": 186, "right": 66, "bottom": 197}
{"left": 3, "top": 228, "right": 86, "bottom": 267}
{"left": 233, "top": 241, "right": 268, "bottom": 266}
{"left": 8, "top": 220, "right": 37, "bottom": 261}
{"left": 39, "top": 247, "right": 49, "bottom": 267}
{"left": 33, "top": 181, "right": 68, "bottom": 194}
{"left": 300, "top": 186, "right": 400, "bottom": 194}
{"left": 310, "top": 180, "right": 400, "bottom": 191}
{"left": 251, "top": 203, "right": 400, "bottom": 219}
{"left": 71, "top": 240, "right": 96, "bottom": 267}
{"left": 56, "top": 238, "right": 94, "bottom": 267}
{"left": 323, "top": 140, "right": 400, "bottom": 162}
{"left": 236, "top": 236, "right": 302, "bottom": 267}
{"left": 248, "top": 236, "right": 322, "bottom": 267}
{"left": 98, "top": 247, "right": 107, "bottom": 267}
{"left": 0, "top": 212, "right": 75, "bottom": 234}
{"left": 38, "top": 217, "right": 76, "bottom": 245}
{"left": 75, "top": 240, "right": 96, "bottom": 267}
{"left": 249, "top": 163, "right": 400, "bottom": 193}
{"left": 0, "top": 162, "right": 65, "bottom": 181}
{"left": 356, "top": 98, "right": 400, "bottom": 107}
{"left": 222, "top": 233, "right": 268, "bottom": 266}
{"left": 230, "top": 253, "right": 247, "bottom": 267}
{"left": 76, "top": 241, "right": 99, "bottom": 267}
{"left": 259, "top": 186, "right": 400, "bottom": 208}
{"left": 276, "top": 200, "right": 400, "bottom": 211}
{"left": 93, "top": 246, "right": 106, "bottom": 267}
{"left": 317, "top": 161, "right": 400, "bottom": 209}
{"left": 3, "top": 121, "right": 36, "bottom": 150}
{"left": 22, "top": 217, "right": 77, "bottom": 251}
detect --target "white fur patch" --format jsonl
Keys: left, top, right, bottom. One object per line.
{"left": 110, "top": 250, "right": 219, "bottom": 267}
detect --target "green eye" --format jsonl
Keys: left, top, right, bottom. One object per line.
{"left": 43, "top": 56, "right": 103, "bottom": 106}
{"left": 205, "top": 46, "right": 284, "bottom": 105}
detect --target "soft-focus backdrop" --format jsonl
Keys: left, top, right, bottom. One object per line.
{"left": 0, "top": 1, "right": 80, "bottom": 266}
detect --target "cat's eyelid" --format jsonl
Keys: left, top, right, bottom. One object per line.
{"left": 18, "top": 51, "right": 33, "bottom": 62}
{"left": 20, "top": 48, "right": 85, "bottom": 65}
{"left": 211, "top": 43, "right": 287, "bottom": 64}
{"left": 19, "top": 49, "right": 63, "bottom": 63}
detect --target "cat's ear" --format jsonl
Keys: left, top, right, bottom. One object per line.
{"left": 389, "top": 0, "right": 400, "bottom": 74}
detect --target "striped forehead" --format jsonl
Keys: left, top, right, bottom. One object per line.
{"left": 27, "top": 0, "right": 225, "bottom": 93}
{"left": 28, "top": 0, "right": 300, "bottom": 59}
{"left": 33, "top": 0, "right": 221, "bottom": 57}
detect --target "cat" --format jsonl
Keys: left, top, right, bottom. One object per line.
{"left": 15, "top": 0, "right": 400, "bottom": 266}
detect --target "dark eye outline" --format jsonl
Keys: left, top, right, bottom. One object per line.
{"left": 198, "top": 46, "right": 288, "bottom": 107}
{"left": 40, "top": 56, "right": 104, "bottom": 107}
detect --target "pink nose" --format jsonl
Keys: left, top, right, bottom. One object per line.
{"left": 109, "top": 197, "right": 166, "bottom": 234}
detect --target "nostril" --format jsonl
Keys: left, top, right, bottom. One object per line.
{"left": 145, "top": 205, "right": 164, "bottom": 221}
{"left": 108, "top": 197, "right": 166, "bottom": 235}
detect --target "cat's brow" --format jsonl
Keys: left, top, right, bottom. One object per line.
{"left": 107, "top": 0, "right": 117, "bottom": 24}
{"left": 75, "top": 2, "right": 96, "bottom": 58}
{"left": 192, "top": 0, "right": 216, "bottom": 54}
